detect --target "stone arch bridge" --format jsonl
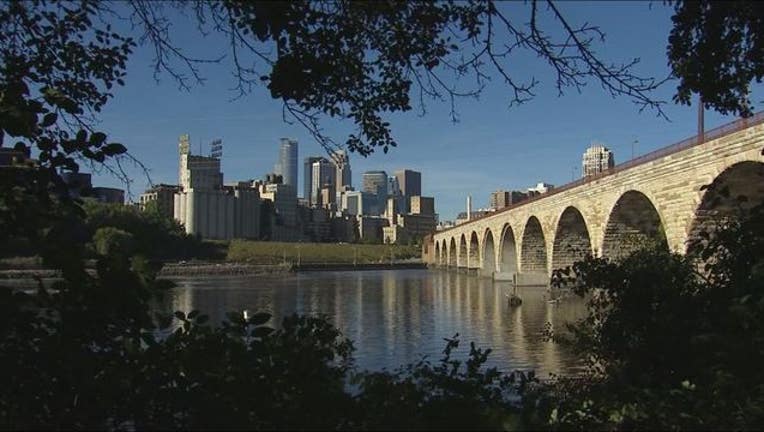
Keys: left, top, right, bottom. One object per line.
{"left": 424, "top": 114, "right": 764, "bottom": 285}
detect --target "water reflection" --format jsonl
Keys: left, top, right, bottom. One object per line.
{"left": 159, "top": 269, "right": 587, "bottom": 377}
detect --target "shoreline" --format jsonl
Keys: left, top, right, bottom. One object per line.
{"left": 0, "top": 261, "right": 426, "bottom": 280}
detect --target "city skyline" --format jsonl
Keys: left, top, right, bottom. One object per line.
{"left": 89, "top": 2, "right": 763, "bottom": 221}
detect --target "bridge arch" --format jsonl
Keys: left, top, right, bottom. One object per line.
{"left": 687, "top": 160, "right": 764, "bottom": 254}
{"left": 434, "top": 242, "right": 441, "bottom": 266}
{"left": 448, "top": 237, "right": 457, "bottom": 267}
{"left": 552, "top": 206, "right": 593, "bottom": 272}
{"left": 482, "top": 228, "right": 497, "bottom": 275}
{"left": 499, "top": 224, "right": 519, "bottom": 275}
{"left": 521, "top": 216, "right": 548, "bottom": 273}
{"left": 602, "top": 190, "right": 668, "bottom": 260}
{"left": 468, "top": 231, "right": 480, "bottom": 268}
{"left": 458, "top": 234, "right": 468, "bottom": 267}
{"left": 441, "top": 240, "right": 448, "bottom": 266}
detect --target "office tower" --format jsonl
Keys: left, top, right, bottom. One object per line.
{"left": 394, "top": 169, "right": 421, "bottom": 198}
{"left": 489, "top": 190, "right": 529, "bottom": 210}
{"left": 410, "top": 196, "right": 435, "bottom": 215}
{"left": 331, "top": 149, "right": 352, "bottom": 193}
{"left": 303, "top": 156, "right": 321, "bottom": 202}
{"left": 582, "top": 142, "right": 615, "bottom": 177}
{"left": 311, "top": 158, "right": 336, "bottom": 206}
{"left": 275, "top": 138, "right": 298, "bottom": 189}
{"left": 362, "top": 170, "right": 388, "bottom": 215}
{"left": 394, "top": 169, "right": 421, "bottom": 213}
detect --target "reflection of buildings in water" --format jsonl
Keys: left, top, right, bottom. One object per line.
{"left": 476, "top": 278, "right": 486, "bottom": 322}
{"left": 165, "top": 270, "right": 586, "bottom": 374}
{"left": 490, "top": 283, "right": 505, "bottom": 354}
{"left": 507, "top": 284, "right": 529, "bottom": 366}
{"left": 351, "top": 272, "right": 364, "bottom": 344}
{"left": 382, "top": 271, "right": 397, "bottom": 360}
{"left": 540, "top": 292, "right": 563, "bottom": 376}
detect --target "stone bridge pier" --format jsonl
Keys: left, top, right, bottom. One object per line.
{"left": 426, "top": 114, "right": 764, "bottom": 285}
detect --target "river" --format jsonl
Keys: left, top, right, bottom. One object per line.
{"left": 161, "top": 269, "right": 587, "bottom": 377}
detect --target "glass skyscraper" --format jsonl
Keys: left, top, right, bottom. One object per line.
{"left": 275, "top": 138, "right": 298, "bottom": 191}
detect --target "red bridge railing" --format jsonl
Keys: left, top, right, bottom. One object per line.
{"left": 436, "top": 111, "right": 764, "bottom": 236}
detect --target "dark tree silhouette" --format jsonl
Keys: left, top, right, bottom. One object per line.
{"left": 669, "top": 0, "right": 764, "bottom": 117}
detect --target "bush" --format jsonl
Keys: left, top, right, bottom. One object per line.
{"left": 92, "top": 226, "right": 135, "bottom": 257}
{"left": 526, "top": 203, "right": 764, "bottom": 430}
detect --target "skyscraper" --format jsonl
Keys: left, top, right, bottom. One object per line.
{"left": 394, "top": 169, "right": 421, "bottom": 213}
{"left": 311, "top": 158, "right": 336, "bottom": 206}
{"left": 362, "top": 170, "right": 388, "bottom": 215}
{"left": 303, "top": 156, "right": 321, "bottom": 202}
{"left": 275, "top": 138, "right": 298, "bottom": 190}
{"left": 582, "top": 142, "right": 615, "bottom": 178}
{"left": 331, "top": 149, "right": 352, "bottom": 193}
{"left": 394, "top": 169, "right": 421, "bottom": 197}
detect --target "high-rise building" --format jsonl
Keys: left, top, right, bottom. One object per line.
{"left": 394, "top": 169, "right": 421, "bottom": 197}
{"left": 303, "top": 156, "right": 321, "bottom": 201}
{"left": 582, "top": 142, "right": 615, "bottom": 177}
{"left": 394, "top": 169, "right": 421, "bottom": 213}
{"left": 275, "top": 138, "right": 298, "bottom": 190}
{"left": 362, "top": 170, "right": 388, "bottom": 215}
{"left": 489, "top": 190, "right": 529, "bottom": 210}
{"left": 311, "top": 158, "right": 336, "bottom": 206}
{"left": 410, "top": 196, "right": 435, "bottom": 216}
{"left": 331, "top": 150, "right": 352, "bottom": 193}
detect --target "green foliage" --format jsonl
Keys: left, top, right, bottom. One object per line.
{"left": 669, "top": 0, "right": 764, "bottom": 117}
{"left": 528, "top": 203, "right": 764, "bottom": 430}
{"left": 226, "top": 240, "right": 420, "bottom": 264}
{"left": 354, "top": 336, "right": 526, "bottom": 430}
{"left": 92, "top": 226, "right": 134, "bottom": 257}
{"left": 83, "top": 200, "right": 216, "bottom": 260}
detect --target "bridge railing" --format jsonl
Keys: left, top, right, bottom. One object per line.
{"left": 436, "top": 111, "right": 764, "bottom": 236}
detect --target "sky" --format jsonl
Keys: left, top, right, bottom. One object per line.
{"left": 93, "top": 1, "right": 763, "bottom": 221}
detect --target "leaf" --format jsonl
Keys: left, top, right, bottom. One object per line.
{"left": 188, "top": 310, "right": 200, "bottom": 320}
{"left": 248, "top": 312, "right": 271, "bottom": 326}
{"left": 40, "top": 112, "right": 58, "bottom": 127}
{"left": 89, "top": 132, "right": 107, "bottom": 147}
{"left": 102, "top": 143, "right": 127, "bottom": 156}
{"left": 174, "top": 311, "right": 186, "bottom": 321}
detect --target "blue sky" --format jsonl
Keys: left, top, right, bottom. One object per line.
{"left": 93, "top": 1, "right": 763, "bottom": 221}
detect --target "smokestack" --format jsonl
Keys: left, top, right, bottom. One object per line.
{"left": 466, "top": 195, "right": 472, "bottom": 221}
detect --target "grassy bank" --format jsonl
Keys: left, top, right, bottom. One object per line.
{"left": 226, "top": 240, "right": 421, "bottom": 265}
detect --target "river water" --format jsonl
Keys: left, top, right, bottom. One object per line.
{"left": 161, "top": 269, "right": 588, "bottom": 377}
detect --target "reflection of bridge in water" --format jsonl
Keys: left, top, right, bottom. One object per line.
{"left": 425, "top": 113, "right": 764, "bottom": 285}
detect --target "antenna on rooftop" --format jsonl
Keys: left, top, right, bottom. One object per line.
{"left": 210, "top": 139, "right": 223, "bottom": 159}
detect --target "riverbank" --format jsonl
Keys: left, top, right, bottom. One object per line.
{"left": 226, "top": 240, "right": 421, "bottom": 265}
{"left": 0, "top": 259, "right": 425, "bottom": 280}
{"left": 158, "top": 261, "right": 425, "bottom": 277}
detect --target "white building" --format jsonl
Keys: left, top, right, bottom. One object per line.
{"left": 174, "top": 134, "right": 260, "bottom": 240}
{"left": 527, "top": 182, "right": 554, "bottom": 195}
{"left": 582, "top": 142, "right": 615, "bottom": 177}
